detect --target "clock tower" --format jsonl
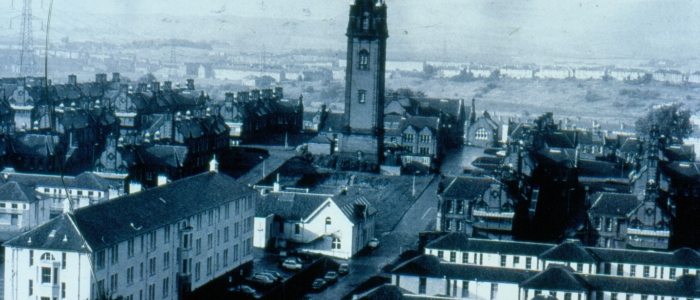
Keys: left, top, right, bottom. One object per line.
{"left": 341, "top": 0, "right": 388, "bottom": 164}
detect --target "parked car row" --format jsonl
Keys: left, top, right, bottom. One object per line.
{"left": 310, "top": 264, "right": 350, "bottom": 292}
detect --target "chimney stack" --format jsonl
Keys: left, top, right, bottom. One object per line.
{"left": 225, "top": 92, "right": 234, "bottom": 103}
{"left": 262, "top": 88, "right": 273, "bottom": 100}
{"left": 137, "top": 83, "right": 147, "bottom": 93}
{"left": 251, "top": 89, "right": 260, "bottom": 101}
{"left": 163, "top": 81, "right": 172, "bottom": 91}
{"left": 152, "top": 81, "right": 160, "bottom": 92}
{"left": 112, "top": 72, "right": 121, "bottom": 83}
{"left": 237, "top": 91, "right": 249, "bottom": 103}
{"left": 95, "top": 73, "right": 107, "bottom": 84}
{"left": 186, "top": 79, "right": 195, "bottom": 90}
{"left": 68, "top": 74, "right": 77, "bottom": 85}
{"left": 120, "top": 84, "right": 128, "bottom": 95}
{"left": 275, "top": 87, "right": 284, "bottom": 99}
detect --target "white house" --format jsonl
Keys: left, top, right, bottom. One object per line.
{"left": 3, "top": 167, "right": 256, "bottom": 300}
{"left": 254, "top": 188, "right": 376, "bottom": 259}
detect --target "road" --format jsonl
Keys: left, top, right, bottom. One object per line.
{"left": 307, "top": 176, "right": 439, "bottom": 299}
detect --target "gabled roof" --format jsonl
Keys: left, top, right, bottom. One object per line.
{"left": 255, "top": 192, "right": 331, "bottom": 221}
{"left": 13, "top": 172, "right": 253, "bottom": 252}
{"left": 0, "top": 169, "right": 112, "bottom": 190}
{"left": 520, "top": 264, "right": 590, "bottom": 292}
{"left": 441, "top": 176, "right": 496, "bottom": 199}
{"left": 587, "top": 247, "right": 700, "bottom": 269}
{"left": 339, "top": 196, "right": 377, "bottom": 224}
{"left": 392, "top": 254, "right": 535, "bottom": 283}
{"left": 584, "top": 274, "right": 700, "bottom": 298}
{"left": 539, "top": 240, "right": 597, "bottom": 263}
{"left": 425, "top": 232, "right": 554, "bottom": 256}
{"left": 354, "top": 284, "right": 411, "bottom": 300}
{"left": 0, "top": 181, "right": 34, "bottom": 202}
{"left": 11, "top": 134, "right": 59, "bottom": 157}
{"left": 588, "top": 193, "right": 641, "bottom": 217}
{"left": 135, "top": 145, "right": 189, "bottom": 168}
{"left": 4, "top": 213, "right": 88, "bottom": 252}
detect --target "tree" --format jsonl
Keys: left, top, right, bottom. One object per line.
{"left": 635, "top": 103, "right": 693, "bottom": 142}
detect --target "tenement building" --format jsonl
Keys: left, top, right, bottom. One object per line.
{"left": 3, "top": 163, "right": 255, "bottom": 300}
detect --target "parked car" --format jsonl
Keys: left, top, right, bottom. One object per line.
{"left": 368, "top": 238, "right": 380, "bottom": 248}
{"left": 259, "top": 271, "right": 283, "bottom": 282}
{"left": 312, "top": 278, "right": 327, "bottom": 291}
{"left": 338, "top": 263, "right": 349, "bottom": 275}
{"left": 229, "top": 284, "right": 260, "bottom": 298}
{"left": 249, "top": 274, "right": 276, "bottom": 285}
{"left": 282, "top": 258, "right": 303, "bottom": 270}
{"left": 324, "top": 271, "right": 339, "bottom": 284}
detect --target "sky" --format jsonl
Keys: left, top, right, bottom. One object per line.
{"left": 1, "top": 0, "right": 699, "bottom": 64}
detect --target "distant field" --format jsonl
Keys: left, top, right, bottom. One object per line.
{"left": 288, "top": 75, "right": 700, "bottom": 132}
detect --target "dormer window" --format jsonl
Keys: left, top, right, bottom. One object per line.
{"left": 359, "top": 50, "right": 369, "bottom": 70}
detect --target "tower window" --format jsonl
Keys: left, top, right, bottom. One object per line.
{"left": 358, "top": 90, "right": 366, "bottom": 103}
{"left": 359, "top": 50, "right": 369, "bottom": 70}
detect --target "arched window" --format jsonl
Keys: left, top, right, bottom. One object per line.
{"left": 325, "top": 217, "right": 331, "bottom": 225}
{"left": 40, "top": 253, "right": 55, "bottom": 261}
{"left": 362, "top": 12, "right": 370, "bottom": 30}
{"left": 332, "top": 237, "right": 341, "bottom": 249}
{"left": 359, "top": 50, "right": 369, "bottom": 70}
{"left": 475, "top": 128, "right": 489, "bottom": 140}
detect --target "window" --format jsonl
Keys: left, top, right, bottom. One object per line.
{"left": 359, "top": 50, "right": 369, "bottom": 70}
{"left": 437, "top": 250, "right": 444, "bottom": 259}
{"left": 110, "top": 245, "right": 119, "bottom": 265}
{"left": 456, "top": 201, "right": 464, "bottom": 214}
{"left": 234, "top": 244, "right": 239, "bottom": 261}
{"left": 29, "top": 280, "right": 33, "bottom": 296}
{"left": 196, "top": 238, "right": 201, "bottom": 254}
{"left": 670, "top": 268, "right": 676, "bottom": 279}
{"left": 127, "top": 267, "right": 134, "bottom": 285}
{"left": 163, "top": 252, "right": 170, "bottom": 270}
{"left": 223, "top": 249, "right": 229, "bottom": 267}
{"left": 684, "top": 268, "right": 690, "bottom": 275}
{"left": 207, "top": 233, "right": 213, "bottom": 249}
{"left": 513, "top": 256, "right": 520, "bottom": 267}
{"left": 148, "top": 232, "right": 156, "bottom": 250}
{"left": 358, "top": 90, "right": 366, "bottom": 103}
{"left": 61, "top": 282, "right": 66, "bottom": 298}
{"left": 95, "top": 250, "right": 106, "bottom": 269}
{"left": 110, "top": 273, "right": 118, "bottom": 292}
{"left": 403, "top": 145, "right": 413, "bottom": 153}
{"left": 128, "top": 239, "right": 135, "bottom": 258}
{"left": 475, "top": 128, "right": 489, "bottom": 140}
{"left": 225, "top": 203, "right": 230, "bottom": 219}
{"left": 418, "top": 277, "right": 426, "bottom": 294}
{"left": 42, "top": 267, "right": 51, "bottom": 283}
{"left": 30, "top": 250, "right": 34, "bottom": 266}
{"left": 631, "top": 265, "right": 636, "bottom": 277}
{"left": 403, "top": 133, "right": 414, "bottom": 143}
{"left": 332, "top": 237, "right": 341, "bottom": 249}
{"left": 526, "top": 257, "right": 532, "bottom": 270}
{"left": 208, "top": 209, "right": 214, "bottom": 226}
{"left": 611, "top": 293, "right": 618, "bottom": 300}
{"left": 450, "top": 252, "right": 456, "bottom": 263}
{"left": 500, "top": 255, "right": 506, "bottom": 267}
{"left": 149, "top": 257, "right": 156, "bottom": 276}
{"left": 618, "top": 264, "right": 624, "bottom": 276}
{"left": 490, "top": 283, "right": 498, "bottom": 300}
{"left": 195, "top": 262, "right": 201, "bottom": 281}
{"left": 140, "top": 262, "right": 143, "bottom": 279}
{"left": 419, "top": 134, "right": 431, "bottom": 143}
{"left": 62, "top": 252, "right": 66, "bottom": 269}
{"left": 206, "top": 256, "right": 212, "bottom": 275}
{"left": 605, "top": 218, "right": 613, "bottom": 232}
{"left": 419, "top": 147, "right": 430, "bottom": 155}
{"left": 196, "top": 214, "right": 202, "bottom": 229}
{"left": 461, "top": 280, "right": 469, "bottom": 298}
{"left": 642, "top": 296, "right": 648, "bottom": 300}
{"left": 148, "top": 283, "right": 155, "bottom": 300}
{"left": 224, "top": 226, "right": 229, "bottom": 242}
{"left": 644, "top": 266, "right": 650, "bottom": 278}
{"left": 164, "top": 226, "right": 170, "bottom": 244}
{"left": 96, "top": 280, "right": 105, "bottom": 298}
{"left": 162, "top": 277, "right": 169, "bottom": 297}
{"left": 326, "top": 217, "right": 331, "bottom": 225}
{"left": 462, "top": 253, "right": 468, "bottom": 264}
{"left": 565, "top": 293, "right": 572, "bottom": 300}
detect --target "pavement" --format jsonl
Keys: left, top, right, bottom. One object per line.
{"left": 306, "top": 176, "right": 440, "bottom": 299}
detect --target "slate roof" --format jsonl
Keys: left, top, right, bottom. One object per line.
{"left": 584, "top": 274, "right": 700, "bottom": 298}
{"left": 319, "top": 112, "right": 345, "bottom": 133}
{"left": 339, "top": 196, "right": 377, "bottom": 224}
{"left": 0, "top": 181, "right": 35, "bottom": 202}
{"left": 539, "top": 240, "right": 598, "bottom": 263}
{"left": 11, "top": 134, "right": 59, "bottom": 157}
{"left": 662, "top": 162, "right": 700, "bottom": 181}
{"left": 392, "top": 254, "right": 535, "bottom": 283}
{"left": 0, "top": 169, "right": 112, "bottom": 190}
{"left": 578, "top": 160, "right": 625, "bottom": 179}
{"left": 135, "top": 145, "right": 189, "bottom": 168}
{"left": 425, "top": 232, "right": 554, "bottom": 257}
{"left": 355, "top": 284, "right": 411, "bottom": 300}
{"left": 588, "top": 247, "right": 700, "bottom": 269}
{"left": 588, "top": 193, "right": 641, "bottom": 217}
{"left": 6, "top": 172, "right": 254, "bottom": 252}
{"left": 520, "top": 264, "right": 590, "bottom": 292}
{"left": 4, "top": 214, "right": 88, "bottom": 252}
{"left": 441, "top": 176, "right": 496, "bottom": 199}
{"left": 255, "top": 192, "right": 332, "bottom": 220}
